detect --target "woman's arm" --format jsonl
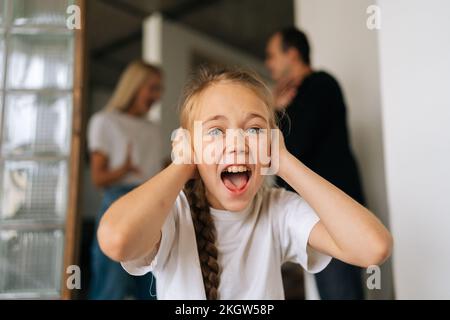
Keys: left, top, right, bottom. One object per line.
{"left": 97, "top": 162, "right": 196, "bottom": 262}
{"left": 90, "top": 144, "right": 140, "bottom": 188}
{"left": 277, "top": 133, "right": 393, "bottom": 268}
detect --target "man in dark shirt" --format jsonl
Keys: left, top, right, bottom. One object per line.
{"left": 266, "top": 27, "right": 365, "bottom": 299}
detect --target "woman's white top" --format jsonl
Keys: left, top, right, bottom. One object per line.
{"left": 122, "top": 187, "right": 332, "bottom": 299}
{"left": 87, "top": 110, "right": 163, "bottom": 186}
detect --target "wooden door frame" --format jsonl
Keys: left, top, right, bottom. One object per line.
{"left": 61, "top": 0, "right": 87, "bottom": 300}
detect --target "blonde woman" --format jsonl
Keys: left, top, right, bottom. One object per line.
{"left": 87, "top": 60, "right": 163, "bottom": 299}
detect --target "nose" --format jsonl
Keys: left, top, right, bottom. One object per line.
{"left": 223, "top": 129, "right": 248, "bottom": 163}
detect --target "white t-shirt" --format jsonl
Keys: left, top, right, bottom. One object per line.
{"left": 122, "top": 187, "right": 331, "bottom": 299}
{"left": 87, "top": 110, "right": 163, "bottom": 186}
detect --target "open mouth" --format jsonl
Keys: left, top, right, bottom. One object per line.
{"left": 220, "top": 165, "right": 252, "bottom": 193}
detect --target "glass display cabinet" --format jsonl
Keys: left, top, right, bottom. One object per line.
{"left": 0, "top": 0, "right": 85, "bottom": 299}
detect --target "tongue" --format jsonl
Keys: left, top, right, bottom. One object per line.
{"left": 223, "top": 173, "right": 248, "bottom": 191}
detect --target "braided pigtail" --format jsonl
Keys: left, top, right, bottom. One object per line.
{"left": 184, "top": 179, "right": 220, "bottom": 299}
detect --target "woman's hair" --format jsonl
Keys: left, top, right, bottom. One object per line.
{"left": 104, "top": 60, "right": 161, "bottom": 112}
{"left": 180, "top": 66, "right": 277, "bottom": 299}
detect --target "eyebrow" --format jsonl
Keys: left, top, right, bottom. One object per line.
{"left": 245, "top": 113, "right": 268, "bottom": 123}
{"left": 203, "top": 113, "right": 268, "bottom": 124}
{"left": 203, "top": 115, "right": 227, "bottom": 124}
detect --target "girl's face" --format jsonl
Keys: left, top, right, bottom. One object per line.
{"left": 193, "top": 82, "right": 272, "bottom": 212}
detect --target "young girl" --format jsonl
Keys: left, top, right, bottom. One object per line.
{"left": 97, "top": 67, "right": 392, "bottom": 300}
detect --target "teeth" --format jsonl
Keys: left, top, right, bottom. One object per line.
{"left": 225, "top": 165, "right": 249, "bottom": 173}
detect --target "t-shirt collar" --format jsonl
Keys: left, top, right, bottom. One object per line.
{"left": 209, "top": 198, "right": 255, "bottom": 221}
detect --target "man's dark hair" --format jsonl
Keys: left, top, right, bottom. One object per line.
{"left": 279, "top": 27, "right": 311, "bottom": 65}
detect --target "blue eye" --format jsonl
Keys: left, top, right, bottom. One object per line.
{"left": 246, "top": 127, "right": 262, "bottom": 134}
{"left": 208, "top": 128, "right": 224, "bottom": 136}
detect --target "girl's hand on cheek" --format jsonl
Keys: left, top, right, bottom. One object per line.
{"left": 276, "top": 128, "right": 288, "bottom": 156}
{"left": 171, "top": 127, "right": 198, "bottom": 180}
{"left": 274, "top": 128, "right": 291, "bottom": 178}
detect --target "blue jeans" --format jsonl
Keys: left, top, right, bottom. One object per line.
{"left": 88, "top": 184, "right": 157, "bottom": 300}
{"left": 315, "top": 259, "right": 364, "bottom": 300}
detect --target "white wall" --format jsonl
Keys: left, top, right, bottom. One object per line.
{"left": 143, "top": 14, "right": 270, "bottom": 158}
{"left": 295, "top": 0, "right": 393, "bottom": 299}
{"left": 377, "top": 0, "right": 450, "bottom": 299}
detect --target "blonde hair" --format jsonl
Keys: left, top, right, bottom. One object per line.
{"left": 180, "top": 67, "right": 276, "bottom": 130}
{"left": 105, "top": 60, "right": 161, "bottom": 112}
{"left": 179, "top": 66, "right": 277, "bottom": 299}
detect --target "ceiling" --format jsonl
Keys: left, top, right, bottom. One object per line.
{"left": 87, "top": 0, "right": 294, "bottom": 87}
